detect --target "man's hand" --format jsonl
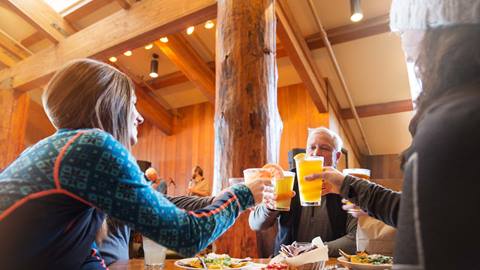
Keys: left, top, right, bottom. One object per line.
{"left": 305, "top": 166, "right": 346, "bottom": 194}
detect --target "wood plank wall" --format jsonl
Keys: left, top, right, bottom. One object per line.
{"left": 366, "top": 154, "right": 404, "bottom": 191}
{"left": 131, "top": 83, "right": 329, "bottom": 195}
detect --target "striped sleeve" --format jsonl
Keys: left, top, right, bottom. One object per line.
{"left": 57, "top": 130, "right": 255, "bottom": 256}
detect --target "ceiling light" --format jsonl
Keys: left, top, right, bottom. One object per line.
{"left": 144, "top": 44, "right": 154, "bottom": 50}
{"left": 350, "top": 0, "right": 363, "bottom": 22}
{"left": 108, "top": 56, "right": 117, "bottom": 63}
{"left": 149, "top": 53, "right": 159, "bottom": 78}
{"left": 204, "top": 20, "right": 215, "bottom": 29}
{"left": 123, "top": 50, "right": 133, "bottom": 56}
{"left": 186, "top": 26, "right": 195, "bottom": 35}
{"left": 159, "top": 37, "right": 169, "bottom": 43}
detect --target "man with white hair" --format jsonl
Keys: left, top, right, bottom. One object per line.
{"left": 249, "top": 127, "right": 356, "bottom": 257}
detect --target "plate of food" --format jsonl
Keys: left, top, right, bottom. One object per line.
{"left": 175, "top": 253, "right": 252, "bottom": 270}
{"left": 337, "top": 250, "right": 393, "bottom": 270}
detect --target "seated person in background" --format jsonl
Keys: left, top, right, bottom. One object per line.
{"left": 249, "top": 127, "right": 357, "bottom": 257}
{"left": 188, "top": 166, "right": 210, "bottom": 197}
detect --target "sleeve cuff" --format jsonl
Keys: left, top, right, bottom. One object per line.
{"left": 229, "top": 184, "right": 255, "bottom": 211}
{"left": 340, "top": 175, "right": 358, "bottom": 201}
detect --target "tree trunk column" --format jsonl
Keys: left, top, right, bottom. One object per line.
{"left": 0, "top": 86, "right": 30, "bottom": 169}
{"left": 213, "top": 0, "right": 282, "bottom": 258}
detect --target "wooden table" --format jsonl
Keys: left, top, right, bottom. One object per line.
{"left": 110, "top": 259, "right": 339, "bottom": 270}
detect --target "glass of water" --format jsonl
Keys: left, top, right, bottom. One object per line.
{"left": 143, "top": 237, "right": 167, "bottom": 269}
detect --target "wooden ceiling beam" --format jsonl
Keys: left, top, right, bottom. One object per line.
{"left": 115, "top": 0, "right": 134, "bottom": 9}
{"left": 0, "top": 47, "right": 19, "bottom": 67}
{"left": 4, "top": 0, "right": 77, "bottom": 43}
{"left": 155, "top": 34, "right": 215, "bottom": 104}
{"left": 306, "top": 14, "right": 390, "bottom": 51}
{"left": 0, "top": 0, "right": 217, "bottom": 92}
{"left": 0, "top": 29, "right": 32, "bottom": 59}
{"left": 20, "top": 32, "right": 45, "bottom": 48}
{"left": 276, "top": 0, "right": 328, "bottom": 113}
{"left": 149, "top": 61, "right": 214, "bottom": 89}
{"left": 341, "top": 99, "right": 413, "bottom": 119}
{"left": 63, "top": 0, "right": 114, "bottom": 22}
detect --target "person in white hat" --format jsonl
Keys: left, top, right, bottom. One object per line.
{"left": 308, "top": 0, "right": 480, "bottom": 269}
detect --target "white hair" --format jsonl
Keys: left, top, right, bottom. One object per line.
{"left": 307, "top": 127, "right": 343, "bottom": 152}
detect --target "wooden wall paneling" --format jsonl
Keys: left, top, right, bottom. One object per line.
{"left": 0, "top": 88, "right": 30, "bottom": 169}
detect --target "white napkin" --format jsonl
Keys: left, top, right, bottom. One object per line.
{"left": 270, "top": 237, "right": 329, "bottom": 267}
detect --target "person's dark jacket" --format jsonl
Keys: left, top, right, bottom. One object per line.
{"left": 339, "top": 81, "right": 480, "bottom": 270}
{"left": 249, "top": 168, "right": 356, "bottom": 257}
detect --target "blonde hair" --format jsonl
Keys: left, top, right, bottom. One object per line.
{"left": 42, "top": 59, "right": 135, "bottom": 148}
{"left": 307, "top": 127, "right": 343, "bottom": 152}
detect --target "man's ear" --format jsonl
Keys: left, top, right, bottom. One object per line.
{"left": 335, "top": 151, "right": 342, "bottom": 162}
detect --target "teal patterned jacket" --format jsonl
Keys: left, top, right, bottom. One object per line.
{"left": 0, "top": 129, "right": 254, "bottom": 270}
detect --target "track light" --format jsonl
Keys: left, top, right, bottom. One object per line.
{"left": 145, "top": 44, "right": 153, "bottom": 50}
{"left": 204, "top": 20, "right": 214, "bottom": 29}
{"left": 108, "top": 56, "right": 117, "bottom": 63}
{"left": 159, "top": 37, "right": 169, "bottom": 43}
{"left": 350, "top": 0, "right": 363, "bottom": 22}
{"left": 123, "top": 50, "right": 133, "bottom": 56}
{"left": 149, "top": 53, "right": 159, "bottom": 78}
{"left": 186, "top": 26, "right": 195, "bottom": 35}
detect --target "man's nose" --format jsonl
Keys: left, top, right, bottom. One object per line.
{"left": 312, "top": 147, "right": 320, "bottom": 156}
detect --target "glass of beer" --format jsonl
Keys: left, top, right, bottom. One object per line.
{"left": 243, "top": 168, "right": 272, "bottom": 185}
{"left": 295, "top": 156, "right": 324, "bottom": 206}
{"left": 272, "top": 171, "right": 295, "bottom": 211}
{"left": 343, "top": 168, "right": 371, "bottom": 180}
{"left": 342, "top": 168, "right": 371, "bottom": 213}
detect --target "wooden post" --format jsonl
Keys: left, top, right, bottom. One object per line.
{"left": 213, "top": 0, "right": 282, "bottom": 258}
{"left": 0, "top": 85, "right": 30, "bottom": 169}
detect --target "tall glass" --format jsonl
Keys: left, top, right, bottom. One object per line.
{"left": 143, "top": 237, "right": 167, "bottom": 269}
{"left": 243, "top": 168, "right": 271, "bottom": 185}
{"left": 295, "top": 156, "right": 324, "bottom": 206}
{"left": 343, "top": 168, "right": 371, "bottom": 180}
{"left": 272, "top": 171, "right": 295, "bottom": 211}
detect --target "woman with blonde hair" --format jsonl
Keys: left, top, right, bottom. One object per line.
{"left": 0, "top": 59, "right": 269, "bottom": 270}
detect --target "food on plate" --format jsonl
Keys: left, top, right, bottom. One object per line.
{"left": 181, "top": 253, "right": 251, "bottom": 269}
{"left": 279, "top": 241, "right": 317, "bottom": 257}
{"left": 340, "top": 250, "right": 393, "bottom": 265}
{"left": 263, "top": 262, "right": 289, "bottom": 270}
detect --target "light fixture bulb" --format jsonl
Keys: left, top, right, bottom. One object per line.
{"left": 123, "top": 50, "right": 132, "bottom": 56}
{"left": 150, "top": 53, "right": 159, "bottom": 79}
{"left": 145, "top": 44, "right": 154, "bottom": 50}
{"left": 204, "top": 20, "right": 215, "bottom": 29}
{"left": 108, "top": 56, "right": 117, "bottom": 62}
{"left": 186, "top": 26, "right": 195, "bottom": 35}
{"left": 350, "top": 12, "right": 363, "bottom": 22}
{"left": 160, "top": 37, "right": 169, "bottom": 43}
{"left": 350, "top": 0, "right": 363, "bottom": 22}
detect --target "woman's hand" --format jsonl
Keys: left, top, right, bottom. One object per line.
{"left": 305, "top": 166, "right": 346, "bottom": 194}
{"left": 245, "top": 178, "right": 273, "bottom": 205}
{"left": 262, "top": 186, "right": 295, "bottom": 210}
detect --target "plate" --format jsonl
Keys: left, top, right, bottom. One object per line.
{"left": 337, "top": 256, "right": 392, "bottom": 270}
{"left": 175, "top": 258, "right": 253, "bottom": 270}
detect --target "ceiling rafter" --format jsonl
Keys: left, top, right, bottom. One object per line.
{"left": 341, "top": 99, "right": 413, "bottom": 119}
{"left": 4, "top": 0, "right": 77, "bottom": 43}
{"left": 276, "top": 0, "right": 328, "bottom": 113}
{"left": 155, "top": 34, "right": 215, "bottom": 104}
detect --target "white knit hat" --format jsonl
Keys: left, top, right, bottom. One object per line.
{"left": 390, "top": 0, "right": 480, "bottom": 32}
